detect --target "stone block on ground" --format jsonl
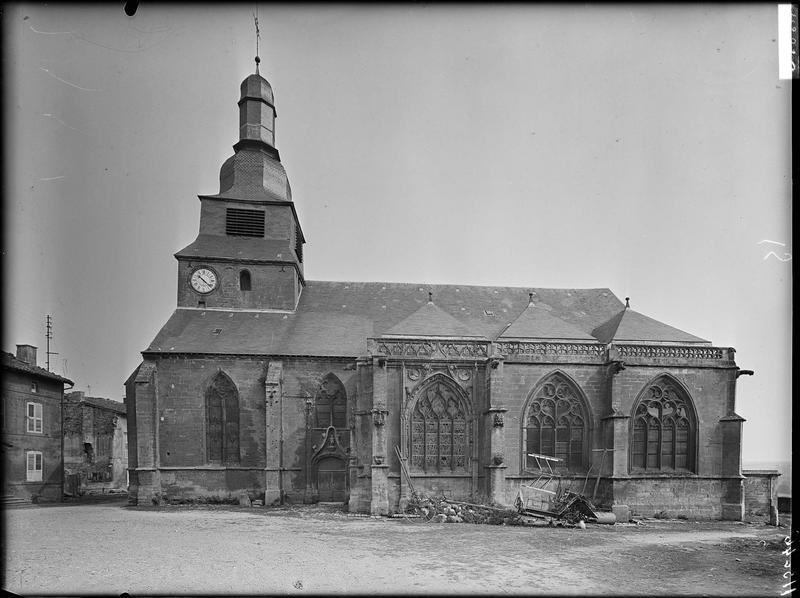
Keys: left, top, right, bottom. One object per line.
{"left": 612, "top": 504, "right": 630, "bottom": 523}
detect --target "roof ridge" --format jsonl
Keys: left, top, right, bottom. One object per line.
{"left": 305, "top": 280, "right": 616, "bottom": 292}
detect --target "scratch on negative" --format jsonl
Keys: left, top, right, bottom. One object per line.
{"left": 39, "top": 67, "right": 100, "bottom": 92}
{"left": 39, "top": 176, "right": 65, "bottom": 182}
{"left": 42, "top": 113, "right": 86, "bottom": 135}
{"left": 30, "top": 24, "right": 171, "bottom": 54}
{"left": 29, "top": 25, "right": 73, "bottom": 35}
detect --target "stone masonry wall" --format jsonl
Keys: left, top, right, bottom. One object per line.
{"left": 500, "top": 363, "right": 608, "bottom": 478}
{"left": 176, "top": 260, "right": 299, "bottom": 311}
{"left": 134, "top": 355, "right": 359, "bottom": 504}
{"left": 380, "top": 362, "right": 488, "bottom": 511}
{"left": 743, "top": 470, "right": 779, "bottom": 518}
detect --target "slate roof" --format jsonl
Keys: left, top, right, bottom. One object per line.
{"left": 592, "top": 307, "right": 709, "bottom": 344}
{"left": 144, "top": 282, "right": 624, "bottom": 356}
{"left": 1, "top": 351, "right": 73, "bottom": 385}
{"left": 175, "top": 235, "right": 294, "bottom": 262}
{"left": 383, "top": 300, "right": 484, "bottom": 338}
{"left": 499, "top": 301, "right": 596, "bottom": 341}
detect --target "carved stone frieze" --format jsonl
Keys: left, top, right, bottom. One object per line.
{"left": 493, "top": 413, "right": 504, "bottom": 428}
{"left": 616, "top": 345, "right": 726, "bottom": 360}
{"left": 376, "top": 339, "right": 488, "bottom": 359}
{"left": 495, "top": 341, "right": 604, "bottom": 357}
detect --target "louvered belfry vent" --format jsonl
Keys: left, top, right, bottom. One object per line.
{"left": 226, "top": 208, "right": 265, "bottom": 237}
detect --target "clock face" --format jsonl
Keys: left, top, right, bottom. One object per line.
{"left": 190, "top": 267, "right": 218, "bottom": 294}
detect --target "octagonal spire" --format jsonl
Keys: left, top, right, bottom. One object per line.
{"left": 238, "top": 72, "right": 276, "bottom": 148}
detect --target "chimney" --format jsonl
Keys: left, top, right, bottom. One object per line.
{"left": 16, "top": 344, "right": 37, "bottom": 366}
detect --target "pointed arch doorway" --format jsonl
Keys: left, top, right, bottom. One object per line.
{"left": 305, "top": 374, "right": 350, "bottom": 504}
{"left": 317, "top": 456, "right": 347, "bottom": 502}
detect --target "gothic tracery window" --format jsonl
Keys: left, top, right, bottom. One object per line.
{"left": 523, "top": 373, "right": 588, "bottom": 471}
{"left": 315, "top": 374, "right": 346, "bottom": 429}
{"left": 206, "top": 372, "right": 240, "bottom": 465}
{"left": 410, "top": 378, "right": 469, "bottom": 473}
{"left": 630, "top": 376, "right": 695, "bottom": 472}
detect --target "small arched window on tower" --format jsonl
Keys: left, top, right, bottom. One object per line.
{"left": 239, "top": 270, "right": 251, "bottom": 291}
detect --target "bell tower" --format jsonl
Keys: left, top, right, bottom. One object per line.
{"left": 174, "top": 58, "right": 305, "bottom": 312}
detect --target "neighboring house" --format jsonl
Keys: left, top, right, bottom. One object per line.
{"left": 126, "top": 65, "right": 752, "bottom": 519}
{"left": 2, "top": 345, "right": 73, "bottom": 502}
{"left": 63, "top": 391, "right": 128, "bottom": 494}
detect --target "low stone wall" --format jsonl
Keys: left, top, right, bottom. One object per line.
{"left": 132, "top": 467, "right": 265, "bottom": 505}
{"left": 611, "top": 477, "right": 738, "bottom": 520}
{"left": 742, "top": 469, "right": 780, "bottom": 522}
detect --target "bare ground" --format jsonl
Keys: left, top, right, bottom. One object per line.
{"left": 2, "top": 500, "right": 793, "bottom": 595}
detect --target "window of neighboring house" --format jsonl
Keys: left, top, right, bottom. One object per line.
{"left": 30, "top": 381, "right": 39, "bottom": 393}
{"left": 84, "top": 443, "right": 94, "bottom": 464}
{"left": 630, "top": 377, "right": 696, "bottom": 473}
{"left": 96, "top": 435, "right": 112, "bottom": 458}
{"left": 26, "top": 451, "right": 43, "bottom": 482}
{"left": 239, "top": 269, "right": 252, "bottom": 291}
{"left": 27, "top": 402, "right": 43, "bottom": 433}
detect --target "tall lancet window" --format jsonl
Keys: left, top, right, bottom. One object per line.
{"left": 409, "top": 376, "right": 469, "bottom": 473}
{"left": 523, "top": 373, "right": 588, "bottom": 472}
{"left": 206, "top": 372, "right": 240, "bottom": 465}
{"left": 630, "top": 376, "right": 696, "bottom": 472}
{"left": 314, "top": 374, "right": 347, "bottom": 429}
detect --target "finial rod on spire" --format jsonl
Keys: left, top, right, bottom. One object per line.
{"left": 625, "top": 297, "right": 630, "bottom": 308}
{"left": 528, "top": 292, "right": 534, "bottom": 304}
{"left": 253, "top": 10, "right": 261, "bottom": 74}
{"left": 428, "top": 291, "right": 433, "bottom": 303}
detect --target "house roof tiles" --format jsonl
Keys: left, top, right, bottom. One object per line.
{"left": 1, "top": 351, "right": 73, "bottom": 385}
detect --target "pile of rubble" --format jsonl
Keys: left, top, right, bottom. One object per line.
{"left": 426, "top": 499, "right": 524, "bottom": 525}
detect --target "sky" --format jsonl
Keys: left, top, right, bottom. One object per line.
{"left": 2, "top": 4, "right": 791, "bottom": 464}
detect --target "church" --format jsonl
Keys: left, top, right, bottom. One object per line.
{"left": 125, "top": 64, "right": 750, "bottom": 520}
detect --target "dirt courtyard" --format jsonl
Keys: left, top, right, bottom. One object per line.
{"left": 2, "top": 500, "right": 793, "bottom": 595}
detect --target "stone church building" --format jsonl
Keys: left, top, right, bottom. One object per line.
{"left": 126, "top": 67, "right": 750, "bottom": 520}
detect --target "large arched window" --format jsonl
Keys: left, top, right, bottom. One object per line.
{"left": 630, "top": 376, "right": 696, "bottom": 473}
{"left": 206, "top": 372, "right": 240, "bottom": 465}
{"left": 409, "top": 376, "right": 469, "bottom": 473}
{"left": 315, "top": 374, "right": 347, "bottom": 429}
{"left": 523, "top": 373, "right": 588, "bottom": 472}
